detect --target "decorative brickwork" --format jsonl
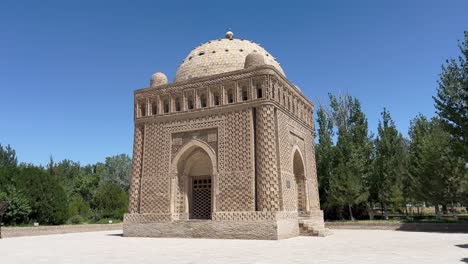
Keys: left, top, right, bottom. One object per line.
{"left": 129, "top": 125, "right": 144, "bottom": 213}
{"left": 124, "top": 32, "right": 329, "bottom": 239}
{"left": 255, "top": 105, "right": 280, "bottom": 211}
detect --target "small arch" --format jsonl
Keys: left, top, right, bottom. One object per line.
{"left": 187, "top": 95, "right": 194, "bottom": 110}
{"left": 213, "top": 91, "right": 220, "bottom": 106}
{"left": 163, "top": 99, "right": 170, "bottom": 113}
{"left": 292, "top": 146, "right": 307, "bottom": 212}
{"left": 241, "top": 86, "right": 249, "bottom": 101}
{"left": 174, "top": 97, "right": 181, "bottom": 112}
{"left": 139, "top": 104, "right": 146, "bottom": 117}
{"left": 151, "top": 102, "right": 158, "bottom": 115}
{"left": 200, "top": 93, "right": 207, "bottom": 108}
{"left": 227, "top": 89, "right": 234, "bottom": 104}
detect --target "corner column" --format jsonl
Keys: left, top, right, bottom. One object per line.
{"left": 129, "top": 125, "right": 145, "bottom": 213}
{"left": 255, "top": 105, "right": 280, "bottom": 211}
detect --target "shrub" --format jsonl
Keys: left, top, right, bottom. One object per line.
{"left": 68, "top": 193, "right": 91, "bottom": 220}
{"left": 0, "top": 185, "right": 31, "bottom": 225}
{"left": 69, "top": 215, "right": 84, "bottom": 225}
{"left": 91, "top": 182, "right": 128, "bottom": 220}
{"left": 16, "top": 167, "right": 68, "bottom": 225}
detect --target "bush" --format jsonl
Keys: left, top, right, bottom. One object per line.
{"left": 69, "top": 215, "right": 84, "bottom": 224}
{"left": 0, "top": 185, "right": 31, "bottom": 225}
{"left": 68, "top": 193, "right": 91, "bottom": 220}
{"left": 16, "top": 167, "right": 68, "bottom": 225}
{"left": 91, "top": 182, "right": 128, "bottom": 220}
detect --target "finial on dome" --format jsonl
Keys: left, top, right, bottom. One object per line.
{"left": 225, "top": 31, "right": 234, "bottom": 40}
{"left": 150, "top": 72, "right": 168, "bottom": 88}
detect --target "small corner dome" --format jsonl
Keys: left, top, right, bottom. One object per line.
{"left": 244, "top": 52, "right": 265, "bottom": 69}
{"left": 150, "top": 72, "right": 168, "bottom": 88}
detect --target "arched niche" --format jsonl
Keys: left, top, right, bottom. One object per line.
{"left": 171, "top": 139, "right": 217, "bottom": 220}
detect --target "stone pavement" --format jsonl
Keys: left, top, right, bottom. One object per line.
{"left": 0, "top": 229, "right": 466, "bottom": 264}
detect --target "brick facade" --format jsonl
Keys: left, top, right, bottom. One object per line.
{"left": 123, "top": 33, "right": 329, "bottom": 239}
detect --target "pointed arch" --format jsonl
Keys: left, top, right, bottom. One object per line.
{"left": 170, "top": 139, "right": 217, "bottom": 220}
{"left": 292, "top": 145, "right": 307, "bottom": 212}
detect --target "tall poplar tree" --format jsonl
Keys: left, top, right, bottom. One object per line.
{"left": 370, "top": 109, "right": 406, "bottom": 218}
{"left": 327, "top": 94, "right": 371, "bottom": 220}
{"left": 409, "top": 116, "right": 466, "bottom": 215}
{"left": 316, "top": 104, "right": 334, "bottom": 213}
{"left": 433, "top": 31, "right": 468, "bottom": 161}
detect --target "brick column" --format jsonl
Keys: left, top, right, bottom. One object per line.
{"left": 129, "top": 125, "right": 145, "bottom": 213}
{"left": 255, "top": 105, "right": 280, "bottom": 211}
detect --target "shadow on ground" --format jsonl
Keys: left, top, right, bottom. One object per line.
{"left": 397, "top": 223, "right": 468, "bottom": 233}
{"left": 106, "top": 233, "right": 123, "bottom": 237}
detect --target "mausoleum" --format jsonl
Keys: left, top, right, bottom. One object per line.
{"left": 123, "top": 32, "right": 330, "bottom": 239}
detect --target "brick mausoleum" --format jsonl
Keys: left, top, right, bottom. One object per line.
{"left": 123, "top": 31, "right": 331, "bottom": 239}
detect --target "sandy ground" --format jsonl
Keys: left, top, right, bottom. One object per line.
{"left": 0, "top": 229, "right": 466, "bottom": 264}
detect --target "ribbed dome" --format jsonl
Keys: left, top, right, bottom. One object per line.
{"left": 174, "top": 35, "right": 285, "bottom": 83}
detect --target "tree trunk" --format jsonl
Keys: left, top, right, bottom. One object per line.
{"left": 442, "top": 204, "right": 448, "bottom": 214}
{"left": 368, "top": 202, "right": 374, "bottom": 220}
{"left": 348, "top": 204, "right": 355, "bottom": 221}
{"left": 435, "top": 204, "right": 441, "bottom": 220}
{"left": 383, "top": 203, "right": 389, "bottom": 220}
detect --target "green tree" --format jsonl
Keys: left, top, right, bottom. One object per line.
{"left": 92, "top": 182, "right": 128, "bottom": 219}
{"left": 68, "top": 193, "right": 91, "bottom": 221}
{"left": 16, "top": 167, "right": 68, "bottom": 225}
{"left": 73, "top": 173, "right": 99, "bottom": 203}
{"left": 51, "top": 159, "right": 82, "bottom": 197}
{"left": 0, "top": 185, "right": 31, "bottom": 225}
{"left": 433, "top": 31, "right": 468, "bottom": 161}
{"left": 409, "top": 116, "right": 466, "bottom": 215}
{"left": 97, "top": 154, "right": 132, "bottom": 192}
{"left": 316, "top": 104, "right": 335, "bottom": 214}
{"left": 0, "top": 144, "right": 17, "bottom": 168}
{"left": 327, "top": 94, "right": 371, "bottom": 220}
{"left": 370, "top": 109, "right": 407, "bottom": 218}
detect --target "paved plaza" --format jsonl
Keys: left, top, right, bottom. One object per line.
{"left": 0, "top": 229, "right": 466, "bottom": 263}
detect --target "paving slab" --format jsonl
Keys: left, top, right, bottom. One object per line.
{"left": 0, "top": 229, "right": 466, "bottom": 264}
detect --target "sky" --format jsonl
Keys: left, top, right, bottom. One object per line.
{"left": 1, "top": 0, "right": 467, "bottom": 166}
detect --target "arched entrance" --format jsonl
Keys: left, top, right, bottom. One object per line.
{"left": 293, "top": 149, "right": 307, "bottom": 212}
{"left": 173, "top": 140, "right": 216, "bottom": 220}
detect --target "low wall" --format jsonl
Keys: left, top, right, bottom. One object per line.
{"left": 1, "top": 223, "right": 123, "bottom": 238}
{"left": 124, "top": 219, "right": 299, "bottom": 240}
{"left": 325, "top": 222, "right": 468, "bottom": 233}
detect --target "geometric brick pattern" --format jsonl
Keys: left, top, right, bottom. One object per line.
{"left": 255, "top": 105, "right": 280, "bottom": 211}
{"left": 218, "top": 109, "right": 255, "bottom": 212}
{"left": 212, "top": 211, "right": 298, "bottom": 221}
{"left": 129, "top": 125, "right": 144, "bottom": 213}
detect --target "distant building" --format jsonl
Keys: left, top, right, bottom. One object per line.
{"left": 123, "top": 32, "right": 330, "bottom": 239}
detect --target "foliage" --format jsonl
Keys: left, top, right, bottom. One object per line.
{"left": 91, "top": 182, "right": 128, "bottom": 220}
{"left": 0, "top": 185, "right": 31, "bottom": 225}
{"left": 370, "top": 109, "right": 407, "bottom": 216}
{"left": 316, "top": 104, "right": 334, "bottom": 212}
{"left": 408, "top": 116, "right": 466, "bottom": 215}
{"left": 316, "top": 94, "right": 371, "bottom": 220}
{"left": 68, "top": 193, "right": 91, "bottom": 220}
{"left": 433, "top": 31, "right": 468, "bottom": 161}
{"left": 96, "top": 154, "right": 132, "bottom": 192}
{"left": 0, "top": 144, "right": 17, "bottom": 168}
{"left": 16, "top": 167, "right": 69, "bottom": 225}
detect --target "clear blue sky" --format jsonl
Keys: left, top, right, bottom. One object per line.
{"left": 1, "top": 0, "right": 467, "bottom": 165}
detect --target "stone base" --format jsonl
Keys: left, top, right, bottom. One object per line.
{"left": 123, "top": 211, "right": 300, "bottom": 240}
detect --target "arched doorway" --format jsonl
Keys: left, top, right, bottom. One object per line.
{"left": 293, "top": 150, "right": 307, "bottom": 212}
{"left": 174, "top": 140, "right": 215, "bottom": 220}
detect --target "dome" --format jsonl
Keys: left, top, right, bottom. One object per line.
{"left": 150, "top": 72, "right": 168, "bottom": 87}
{"left": 244, "top": 52, "right": 265, "bottom": 68}
{"left": 174, "top": 32, "right": 285, "bottom": 82}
